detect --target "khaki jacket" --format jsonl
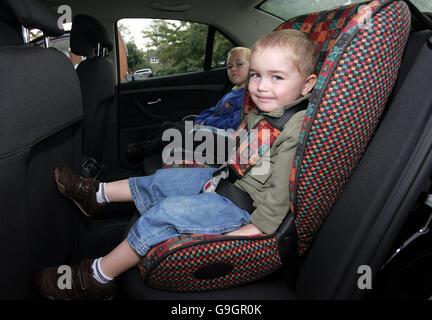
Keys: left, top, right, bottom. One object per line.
{"left": 232, "top": 94, "right": 309, "bottom": 234}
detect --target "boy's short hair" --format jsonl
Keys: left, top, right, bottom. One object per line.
{"left": 227, "top": 47, "right": 251, "bottom": 61}
{"left": 252, "top": 29, "right": 319, "bottom": 76}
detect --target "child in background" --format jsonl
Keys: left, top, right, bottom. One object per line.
{"left": 194, "top": 47, "right": 251, "bottom": 130}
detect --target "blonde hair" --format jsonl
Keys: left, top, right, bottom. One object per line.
{"left": 227, "top": 46, "right": 251, "bottom": 62}
{"left": 252, "top": 29, "right": 318, "bottom": 76}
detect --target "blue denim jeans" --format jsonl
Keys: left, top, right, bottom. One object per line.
{"left": 126, "top": 168, "right": 251, "bottom": 256}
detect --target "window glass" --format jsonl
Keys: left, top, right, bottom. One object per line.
{"left": 259, "top": 0, "right": 432, "bottom": 25}
{"left": 212, "top": 30, "right": 235, "bottom": 69}
{"left": 411, "top": 0, "right": 432, "bottom": 12}
{"left": 29, "top": 29, "right": 44, "bottom": 42}
{"left": 258, "top": 0, "right": 369, "bottom": 21}
{"left": 118, "top": 18, "right": 234, "bottom": 82}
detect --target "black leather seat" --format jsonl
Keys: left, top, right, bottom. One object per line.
{"left": 0, "top": 0, "right": 83, "bottom": 299}
{"left": 70, "top": 14, "right": 115, "bottom": 169}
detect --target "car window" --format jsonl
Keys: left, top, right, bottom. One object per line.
{"left": 411, "top": 0, "right": 432, "bottom": 12}
{"left": 258, "top": 0, "right": 368, "bottom": 20}
{"left": 212, "top": 30, "right": 235, "bottom": 69}
{"left": 259, "top": 0, "right": 432, "bottom": 20}
{"left": 117, "top": 18, "right": 235, "bottom": 83}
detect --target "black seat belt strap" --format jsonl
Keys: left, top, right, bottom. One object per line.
{"left": 216, "top": 179, "right": 255, "bottom": 213}
{"left": 264, "top": 98, "right": 309, "bottom": 130}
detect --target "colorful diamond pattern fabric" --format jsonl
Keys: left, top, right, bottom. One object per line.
{"left": 291, "top": 0, "right": 411, "bottom": 254}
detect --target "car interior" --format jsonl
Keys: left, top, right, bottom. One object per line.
{"left": 1, "top": 0, "right": 432, "bottom": 301}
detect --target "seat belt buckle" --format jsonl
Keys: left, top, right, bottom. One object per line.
{"left": 201, "top": 170, "right": 227, "bottom": 193}
{"left": 81, "top": 157, "right": 101, "bottom": 179}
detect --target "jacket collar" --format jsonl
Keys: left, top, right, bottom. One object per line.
{"left": 251, "top": 93, "right": 311, "bottom": 118}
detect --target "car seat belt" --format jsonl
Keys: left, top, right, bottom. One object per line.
{"left": 380, "top": 193, "right": 432, "bottom": 270}
{"left": 202, "top": 101, "right": 308, "bottom": 212}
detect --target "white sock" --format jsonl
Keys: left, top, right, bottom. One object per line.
{"left": 96, "top": 183, "right": 110, "bottom": 204}
{"left": 92, "top": 258, "right": 114, "bottom": 284}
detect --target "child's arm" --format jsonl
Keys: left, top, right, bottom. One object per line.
{"left": 199, "top": 105, "right": 241, "bottom": 130}
{"left": 194, "top": 106, "right": 217, "bottom": 124}
{"left": 199, "top": 90, "right": 243, "bottom": 129}
{"left": 194, "top": 93, "right": 227, "bottom": 124}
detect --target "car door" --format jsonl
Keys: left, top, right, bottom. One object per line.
{"left": 116, "top": 19, "right": 235, "bottom": 169}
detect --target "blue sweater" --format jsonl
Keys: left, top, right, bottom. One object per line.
{"left": 194, "top": 87, "right": 244, "bottom": 130}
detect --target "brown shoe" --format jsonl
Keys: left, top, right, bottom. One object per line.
{"left": 36, "top": 259, "right": 117, "bottom": 300}
{"left": 54, "top": 164, "right": 105, "bottom": 216}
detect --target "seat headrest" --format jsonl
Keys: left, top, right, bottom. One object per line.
{"left": 70, "top": 14, "right": 113, "bottom": 57}
{"left": 1, "top": 0, "right": 64, "bottom": 37}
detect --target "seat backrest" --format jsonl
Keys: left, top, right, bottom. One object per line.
{"left": 70, "top": 14, "right": 115, "bottom": 166}
{"left": 0, "top": 0, "right": 83, "bottom": 299}
{"left": 297, "top": 26, "right": 432, "bottom": 299}
{"left": 289, "top": 0, "right": 411, "bottom": 255}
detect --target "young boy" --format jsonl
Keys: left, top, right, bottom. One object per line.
{"left": 194, "top": 47, "right": 251, "bottom": 130}
{"left": 37, "top": 29, "right": 318, "bottom": 299}
{"left": 126, "top": 47, "right": 250, "bottom": 162}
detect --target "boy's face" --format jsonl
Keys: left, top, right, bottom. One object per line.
{"left": 226, "top": 51, "right": 250, "bottom": 87}
{"left": 248, "top": 46, "right": 314, "bottom": 112}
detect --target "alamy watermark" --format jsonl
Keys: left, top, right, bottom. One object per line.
{"left": 57, "top": 5, "right": 72, "bottom": 29}
{"left": 357, "top": 265, "right": 372, "bottom": 290}
{"left": 357, "top": 4, "right": 373, "bottom": 30}
{"left": 312, "top": 0, "right": 373, "bottom": 30}
{"left": 57, "top": 265, "right": 72, "bottom": 290}
{"left": 161, "top": 121, "right": 272, "bottom": 175}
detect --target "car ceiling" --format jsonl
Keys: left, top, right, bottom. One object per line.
{"left": 41, "top": 0, "right": 283, "bottom": 47}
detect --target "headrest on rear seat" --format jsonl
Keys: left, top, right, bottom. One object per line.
{"left": 0, "top": 1, "right": 81, "bottom": 156}
{"left": 2, "top": 0, "right": 64, "bottom": 37}
{"left": 70, "top": 14, "right": 113, "bottom": 57}
{"left": 0, "top": 47, "right": 82, "bottom": 156}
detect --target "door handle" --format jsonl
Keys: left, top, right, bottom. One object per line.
{"left": 147, "top": 98, "right": 162, "bottom": 105}
{"left": 132, "top": 96, "right": 172, "bottom": 121}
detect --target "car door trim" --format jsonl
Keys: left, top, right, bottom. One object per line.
{"left": 119, "top": 84, "right": 225, "bottom": 96}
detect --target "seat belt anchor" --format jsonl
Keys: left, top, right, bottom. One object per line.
{"left": 380, "top": 193, "right": 432, "bottom": 270}
{"left": 81, "top": 157, "right": 101, "bottom": 180}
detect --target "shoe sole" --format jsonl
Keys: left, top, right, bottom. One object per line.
{"left": 38, "top": 286, "right": 115, "bottom": 300}
{"left": 54, "top": 168, "right": 92, "bottom": 217}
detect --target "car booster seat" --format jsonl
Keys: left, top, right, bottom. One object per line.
{"left": 136, "top": 0, "right": 411, "bottom": 291}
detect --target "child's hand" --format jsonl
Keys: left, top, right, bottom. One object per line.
{"left": 225, "top": 223, "right": 264, "bottom": 236}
